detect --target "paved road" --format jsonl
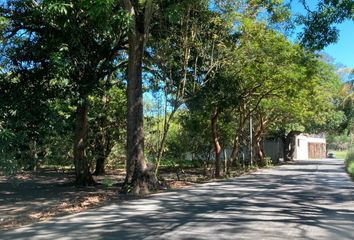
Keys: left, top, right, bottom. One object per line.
{"left": 1, "top": 159, "right": 354, "bottom": 240}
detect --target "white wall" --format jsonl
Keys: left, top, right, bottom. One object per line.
{"left": 295, "top": 138, "right": 308, "bottom": 160}
{"left": 294, "top": 134, "right": 326, "bottom": 160}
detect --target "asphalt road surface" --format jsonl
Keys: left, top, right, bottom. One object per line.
{"left": 1, "top": 159, "right": 353, "bottom": 240}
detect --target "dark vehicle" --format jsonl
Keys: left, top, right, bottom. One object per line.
{"left": 327, "top": 152, "right": 336, "bottom": 158}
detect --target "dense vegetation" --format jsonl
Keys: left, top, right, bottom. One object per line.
{"left": 0, "top": 0, "right": 353, "bottom": 194}
{"left": 345, "top": 148, "right": 354, "bottom": 179}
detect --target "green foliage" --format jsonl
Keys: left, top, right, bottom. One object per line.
{"left": 0, "top": 127, "right": 20, "bottom": 175}
{"left": 87, "top": 82, "right": 127, "bottom": 169}
{"left": 262, "top": 157, "right": 273, "bottom": 168}
{"left": 299, "top": 0, "right": 354, "bottom": 50}
{"left": 103, "top": 177, "right": 114, "bottom": 188}
{"left": 327, "top": 133, "right": 351, "bottom": 150}
{"left": 171, "top": 111, "right": 212, "bottom": 161}
{"left": 0, "top": 0, "right": 129, "bottom": 180}
{"left": 337, "top": 83, "right": 354, "bottom": 140}
{"left": 0, "top": 0, "right": 347, "bottom": 183}
{"left": 345, "top": 148, "right": 354, "bottom": 179}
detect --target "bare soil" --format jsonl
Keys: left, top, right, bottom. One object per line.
{"left": 0, "top": 167, "right": 207, "bottom": 231}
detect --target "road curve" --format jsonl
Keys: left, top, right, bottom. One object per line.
{"left": 1, "top": 159, "right": 354, "bottom": 240}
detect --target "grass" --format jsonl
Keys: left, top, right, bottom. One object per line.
{"left": 328, "top": 149, "right": 348, "bottom": 159}
{"left": 345, "top": 148, "right": 354, "bottom": 180}
{"left": 334, "top": 150, "right": 348, "bottom": 159}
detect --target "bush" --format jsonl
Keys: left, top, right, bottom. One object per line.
{"left": 345, "top": 148, "right": 354, "bottom": 180}
{"left": 0, "top": 128, "right": 20, "bottom": 175}
{"left": 262, "top": 156, "right": 273, "bottom": 168}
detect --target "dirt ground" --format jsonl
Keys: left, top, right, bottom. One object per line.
{"left": 0, "top": 168, "right": 206, "bottom": 231}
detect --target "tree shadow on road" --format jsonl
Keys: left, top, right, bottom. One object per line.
{"left": 1, "top": 160, "right": 354, "bottom": 240}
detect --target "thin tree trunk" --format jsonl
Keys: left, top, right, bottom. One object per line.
{"left": 211, "top": 107, "right": 221, "bottom": 178}
{"left": 74, "top": 97, "right": 95, "bottom": 186}
{"left": 230, "top": 135, "right": 240, "bottom": 165}
{"left": 155, "top": 106, "right": 179, "bottom": 175}
{"left": 94, "top": 90, "right": 111, "bottom": 176}
{"left": 223, "top": 149, "right": 227, "bottom": 174}
{"left": 230, "top": 105, "right": 247, "bottom": 167}
{"left": 252, "top": 120, "right": 264, "bottom": 165}
{"left": 28, "top": 140, "right": 38, "bottom": 171}
{"left": 155, "top": 122, "right": 169, "bottom": 175}
{"left": 94, "top": 156, "right": 105, "bottom": 176}
{"left": 254, "top": 138, "right": 264, "bottom": 165}
{"left": 229, "top": 127, "right": 244, "bottom": 167}
{"left": 93, "top": 127, "right": 105, "bottom": 176}
{"left": 93, "top": 132, "right": 111, "bottom": 176}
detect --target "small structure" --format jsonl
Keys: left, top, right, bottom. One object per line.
{"left": 264, "top": 133, "right": 327, "bottom": 161}
{"left": 294, "top": 134, "right": 326, "bottom": 160}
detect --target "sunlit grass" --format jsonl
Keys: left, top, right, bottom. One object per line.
{"left": 334, "top": 150, "right": 348, "bottom": 159}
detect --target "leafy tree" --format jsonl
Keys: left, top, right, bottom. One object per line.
{"left": 299, "top": 0, "right": 354, "bottom": 50}
{"left": 1, "top": 0, "right": 129, "bottom": 185}
{"left": 337, "top": 82, "right": 354, "bottom": 145}
{"left": 148, "top": 0, "right": 233, "bottom": 175}
{"left": 169, "top": 110, "right": 214, "bottom": 175}
{"left": 0, "top": 1, "right": 63, "bottom": 170}
{"left": 217, "top": 19, "right": 308, "bottom": 165}
{"left": 87, "top": 80, "right": 127, "bottom": 176}
{"left": 264, "top": 57, "right": 343, "bottom": 161}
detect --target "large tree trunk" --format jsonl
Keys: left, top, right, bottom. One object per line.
{"left": 122, "top": 24, "right": 147, "bottom": 193}
{"left": 211, "top": 107, "right": 221, "bottom": 178}
{"left": 282, "top": 130, "right": 300, "bottom": 162}
{"left": 121, "top": 0, "right": 157, "bottom": 195}
{"left": 74, "top": 97, "right": 95, "bottom": 186}
{"left": 282, "top": 135, "right": 291, "bottom": 162}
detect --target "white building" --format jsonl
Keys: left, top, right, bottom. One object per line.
{"left": 264, "top": 133, "right": 327, "bottom": 162}
{"left": 294, "top": 134, "right": 326, "bottom": 160}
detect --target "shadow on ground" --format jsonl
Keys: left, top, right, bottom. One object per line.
{"left": 1, "top": 160, "right": 353, "bottom": 240}
{"left": 0, "top": 170, "right": 122, "bottom": 229}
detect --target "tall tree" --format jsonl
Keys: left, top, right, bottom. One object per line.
{"left": 148, "top": 0, "right": 233, "bottom": 175}
{"left": 1, "top": 0, "right": 129, "bottom": 185}
{"left": 121, "top": 0, "right": 157, "bottom": 195}
{"left": 263, "top": 58, "right": 342, "bottom": 161}
{"left": 221, "top": 19, "right": 307, "bottom": 166}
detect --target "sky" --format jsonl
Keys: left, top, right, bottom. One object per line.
{"left": 323, "top": 20, "right": 354, "bottom": 69}
{"left": 290, "top": 0, "right": 354, "bottom": 69}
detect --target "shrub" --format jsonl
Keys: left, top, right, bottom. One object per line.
{"left": 345, "top": 148, "right": 354, "bottom": 180}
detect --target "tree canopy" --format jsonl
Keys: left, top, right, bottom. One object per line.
{"left": 0, "top": 0, "right": 347, "bottom": 193}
